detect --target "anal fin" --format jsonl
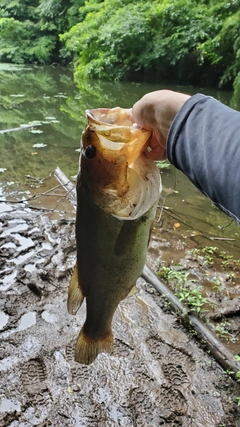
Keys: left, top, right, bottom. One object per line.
{"left": 67, "top": 262, "right": 84, "bottom": 315}
{"left": 75, "top": 327, "right": 113, "bottom": 365}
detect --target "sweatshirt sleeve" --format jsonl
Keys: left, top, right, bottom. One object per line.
{"left": 167, "top": 93, "right": 240, "bottom": 224}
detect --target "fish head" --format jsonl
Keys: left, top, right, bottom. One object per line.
{"left": 79, "top": 107, "right": 160, "bottom": 218}
{"left": 80, "top": 107, "right": 150, "bottom": 194}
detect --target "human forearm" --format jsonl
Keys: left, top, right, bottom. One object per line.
{"left": 167, "top": 94, "right": 240, "bottom": 222}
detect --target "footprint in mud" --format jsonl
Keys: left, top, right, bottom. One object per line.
{"left": 130, "top": 385, "right": 186, "bottom": 426}
{"left": 158, "top": 385, "right": 188, "bottom": 417}
{"left": 146, "top": 335, "right": 163, "bottom": 359}
{"left": 110, "top": 338, "right": 133, "bottom": 357}
{"left": 65, "top": 342, "right": 75, "bottom": 362}
{"left": 146, "top": 335, "right": 196, "bottom": 380}
{"left": 65, "top": 342, "right": 93, "bottom": 385}
{"left": 162, "top": 363, "right": 190, "bottom": 388}
{"left": 21, "top": 357, "right": 47, "bottom": 393}
{"left": 166, "top": 347, "right": 196, "bottom": 369}
{"left": 30, "top": 388, "right": 52, "bottom": 408}
{"left": 70, "top": 365, "right": 91, "bottom": 384}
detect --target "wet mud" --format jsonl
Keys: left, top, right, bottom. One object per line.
{"left": 1, "top": 200, "right": 240, "bottom": 426}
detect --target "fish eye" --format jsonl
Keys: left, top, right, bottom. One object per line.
{"left": 84, "top": 145, "right": 96, "bottom": 159}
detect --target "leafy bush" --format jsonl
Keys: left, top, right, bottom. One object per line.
{"left": 0, "top": 0, "right": 239, "bottom": 98}
{"left": 61, "top": 0, "right": 240, "bottom": 90}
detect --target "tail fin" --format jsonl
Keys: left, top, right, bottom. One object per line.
{"left": 67, "top": 263, "right": 84, "bottom": 315}
{"left": 75, "top": 327, "right": 113, "bottom": 365}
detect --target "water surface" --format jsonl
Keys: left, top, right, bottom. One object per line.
{"left": 0, "top": 64, "right": 239, "bottom": 252}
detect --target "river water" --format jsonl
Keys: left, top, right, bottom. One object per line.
{"left": 0, "top": 64, "right": 239, "bottom": 253}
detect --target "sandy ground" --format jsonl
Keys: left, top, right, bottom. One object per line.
{"left": 1, "top": 197, "right": 240, "bottom": 427}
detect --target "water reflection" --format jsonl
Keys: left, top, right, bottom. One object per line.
{"left": 0, "top": 65, "right": 236, "bottom": 188}
{"left": 0, "top": 64, "right": 239, "bottom": 245}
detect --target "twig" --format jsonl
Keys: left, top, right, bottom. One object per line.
{"left": 0, "top": 185, "right": 67, "bottom": 204}
{"left": 157, "top": 196, "right": 166, "bottom": 223}
{"left": 210, "top": 237, "right": 236, "bottom": 241}
{"left": 0, "top": 124, "right": 40, "bottom": 134}
{"left": 54, "top": 167, "right": 76, "bottom": 204}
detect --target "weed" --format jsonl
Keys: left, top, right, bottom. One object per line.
{"left": 212, "top": 276, "right": 222, "bottom": 291}
{"left": 188, "top": 248, "right": 201, "bottom": 257}
{"left": 202, "top": 246, "right": 218, "bottom": 255}
{"left": 214, "top": 321, "right": 238, "bottom": 343}
{"left": 176, "top": 285, "right": 207, "bottom": 313}
{"left": 188, "top": 246, "right": 217, "bottom": 265}
{"left": 155, "top": 160, "right": 170, "bottom": 169}
{"left": 204, "top": 254, "right": 215, "bottom": 265}
{"left": 158, "top": 265, "right": 207, "bottom": 313}
{"left": 221, "top": 255, "right": 234, "bottom": 268}
{"left": 201, "top": 247, "right": 218, "bottom": 265}
{"left": 215, "top": 322, "right": 231, "bottom": 339}
{"left": 158, "top": 266, "right": 189, "bottom": 283}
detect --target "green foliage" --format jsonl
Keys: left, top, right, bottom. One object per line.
{"left": 214, "top": 320, "right": 237, "bottom": 343}
{"left": 0, "top": 0, "right": 84, "bottom": 64}
{"left": 0, "top": 0, "right": 239, "bottom": 97}
{"left": 0, "top": 17, "right": 57, "bottom": 64}
{"left": 155, "top": 160, "right": 171, "bottom": 170}
{"left": 230, "top": 72, "right": 240, "bottom": 109}
{"left": 198, "top": 6, "right": 240, "bottom": 88}
{"left": 60, "top": 0, "right": 240, "bottom": 90}
{"left": 158, "top": 265, "right": 207, "bottom": 313}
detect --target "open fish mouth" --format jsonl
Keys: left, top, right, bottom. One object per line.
{"left": 81, "top": 107, "right": 161, "bottom": 219}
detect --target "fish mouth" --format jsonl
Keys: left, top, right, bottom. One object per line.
{"left": 85, "top": 107, "right": 149, "bottom": 163}
{"left": 83, "top": 108, "right": 161, "bottom": 219}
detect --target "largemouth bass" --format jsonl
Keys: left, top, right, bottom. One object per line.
{"left": 68, "top": 107, "right": 161, "bottom": 364}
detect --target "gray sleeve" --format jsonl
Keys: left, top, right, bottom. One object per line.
{"left": 167, "top": 94, "right": 240, "bottom": 224}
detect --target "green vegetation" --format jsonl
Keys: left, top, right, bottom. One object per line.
{"left": 158, "top": 265, "right": 207, "bottom": 313}
{"left": 0, "top": 0, "right": 84, "bottom": 65}
{"left": 0, "top": 0, "right": 239, "bottom": 98}
{"left": 214, "top": 321, "right": 238, "bottom": 343}
{"left": 212, "top": 276, "right": 222, "bottom": 291}
{"left": 155, "top": 160, "right": 171, "bottom": 169}
{"left": 188, "top": 246, "right": 240, "bottom": 269}
{"left": 60, "top": 0, "right": 240, "bottom": 93}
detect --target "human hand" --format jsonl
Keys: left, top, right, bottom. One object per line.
{"left": 132, "top": 90, "right": 190, "bottom": 160}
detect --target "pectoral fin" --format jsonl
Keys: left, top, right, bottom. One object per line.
{"left": 67, "top": 262, "right": 84, "bottom": 315}
{"left": 75, "top": 327, "right": 113, "bottom": 365}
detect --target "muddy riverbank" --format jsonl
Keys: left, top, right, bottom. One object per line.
{"left": 1, "top": 177, "right": 240, "bottom": 427}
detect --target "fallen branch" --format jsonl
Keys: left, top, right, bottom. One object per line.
{"left": 54, "top": 167, "right": 240, "bottom": 380}
{"left": 210, "top": 237, "right": 236, "bottom": 241}
{"left": 54, "top": 166, "right": 76, "bottom": 204}
{"left": 0, "top": 124, "right": 39, "bottom": 134}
